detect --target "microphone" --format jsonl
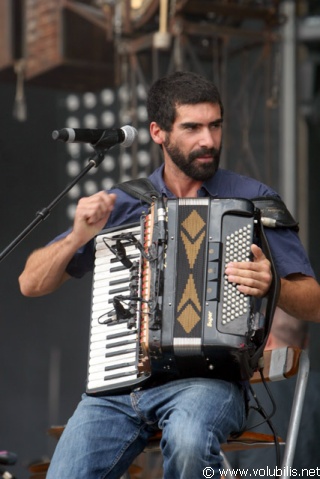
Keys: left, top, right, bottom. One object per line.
{"left": 52, "top": 125, "right": 138, "bottom": 148}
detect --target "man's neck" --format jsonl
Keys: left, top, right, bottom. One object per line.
{"left": 163, "top": 164, "right": 202, "bottom": 198}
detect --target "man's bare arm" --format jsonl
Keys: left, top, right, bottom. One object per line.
{"left": 19, "top": 235, "right": 78, "bottom": 296}
{"left": 278, "top": 274, "right": 320, "bottom": 323}
{"left": 19, "top": 191, "right": 116, "bottom": 297}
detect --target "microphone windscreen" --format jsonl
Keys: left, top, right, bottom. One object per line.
{"left": 121, "top": 125, "right": 138, "bottom": 147}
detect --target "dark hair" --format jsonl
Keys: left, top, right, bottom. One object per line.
{"left": 146, "top": 71, "right": 224, "bottom": 132}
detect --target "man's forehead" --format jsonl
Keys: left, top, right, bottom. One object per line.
{"left": 174, "top": 102, "right": 222, "bottom": 121}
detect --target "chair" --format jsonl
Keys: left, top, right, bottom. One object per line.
{"left": 31, "top": 347, "right": 309, "bottom": 479}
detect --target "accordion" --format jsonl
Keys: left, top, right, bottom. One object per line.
{"left": 86, "top": 197, "right": 278, "bottom": 396}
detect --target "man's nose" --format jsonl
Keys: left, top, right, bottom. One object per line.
{"left": 198, "top": 128, "right": 216, "bottom": 148}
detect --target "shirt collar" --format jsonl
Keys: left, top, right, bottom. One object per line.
{"left": 200, "top": 169, "right": 221, "bottom": 197}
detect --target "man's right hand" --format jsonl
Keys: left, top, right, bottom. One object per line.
{"left": 69, "top": 191, "right": 117, "bottom": 249}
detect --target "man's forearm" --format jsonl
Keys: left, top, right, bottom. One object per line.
{"left": 278, "top": 275, "right": 320, "bottom": 323}
{"left": 19, "top": 233, "right": 80, "bottom": 297}
{"left": 19, "top": 191, "right": 117, "bottom": 298}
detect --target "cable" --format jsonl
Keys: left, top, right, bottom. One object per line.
{"left": 245, "top": 367, "right": 281, "bottom": 469}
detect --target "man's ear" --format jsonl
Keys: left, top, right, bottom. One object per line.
{"left": 150, "top": 122, "right": 166, "bottom": 145}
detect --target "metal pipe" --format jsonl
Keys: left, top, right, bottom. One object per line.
{"left": 279, "top": 0, "right": 297, "bottom": 215}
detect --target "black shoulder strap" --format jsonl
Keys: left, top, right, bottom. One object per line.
{"left": 252, "top": 196, "right": 299, "bottom": 231}
{"left": 114, "top": 178, "right": 160, "bottom": 205}
{"left": 114, "top": 179, "right": 299, "bottom": 231}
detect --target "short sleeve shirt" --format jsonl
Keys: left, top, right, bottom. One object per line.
{"left": 51, "top": 165, "right": 314, "bottom": 280}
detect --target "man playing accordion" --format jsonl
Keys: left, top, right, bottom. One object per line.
{"left": 19, "top": 71, "right": 320, "bottom": 479}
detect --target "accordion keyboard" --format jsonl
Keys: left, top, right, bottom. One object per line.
{"left": 86, "top": 225, "right": 143, "bottom": 395}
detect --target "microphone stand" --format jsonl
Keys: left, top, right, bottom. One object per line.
{"left": 0, "top": 147, "right": 108, "bottom": 264}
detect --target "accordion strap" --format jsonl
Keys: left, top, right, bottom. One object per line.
{"left": 115, "top": 179, "right": 298, "bottom": 230}
{"left": 114, "top": 178, "right": 160, "bottom": 204}
{"left": 252, "top": 196, "right": 299, "bottom": 231}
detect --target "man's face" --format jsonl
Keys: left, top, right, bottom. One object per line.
{"left": 162, "top": 103, "right": 223, "bottom": 181}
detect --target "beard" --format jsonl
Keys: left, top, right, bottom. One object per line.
{"left": 163, "top": 136, "right": 221, "bottom": 181}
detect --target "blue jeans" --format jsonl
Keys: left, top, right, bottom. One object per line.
{"left": 46, "top": 378, "right": 246, "bottom": 479}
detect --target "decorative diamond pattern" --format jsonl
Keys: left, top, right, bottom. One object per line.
{"left": 177, "top": 210, "right": 206, "bottom": 333}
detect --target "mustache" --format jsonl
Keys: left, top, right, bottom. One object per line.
{"left": 189, "top": 147, "right": 220, "bottom": 162}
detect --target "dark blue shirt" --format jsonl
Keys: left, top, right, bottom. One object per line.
{"left": 53, "top": 165, "right": 314, "bottom": 280}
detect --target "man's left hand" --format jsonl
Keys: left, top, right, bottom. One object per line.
{"left": 224, "top": 244, "right": 272, "bottom": 297}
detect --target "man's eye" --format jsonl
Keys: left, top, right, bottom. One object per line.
{"left": 210, "top": 123, "right": 222, "bottom": 130}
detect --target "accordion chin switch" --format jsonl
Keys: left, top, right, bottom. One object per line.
{"left": 86, "top": 197, "right": 279, "bottom": 396}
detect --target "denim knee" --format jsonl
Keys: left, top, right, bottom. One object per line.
{"left": 160, "top": 416, "right": 222, "bottom": 478}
